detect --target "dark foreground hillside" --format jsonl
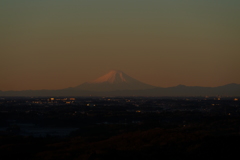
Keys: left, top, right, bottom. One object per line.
{"left": 1, "top": 117, "right": 240, "bottom": 160}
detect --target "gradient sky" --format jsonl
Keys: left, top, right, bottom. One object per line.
{"left": 1, "top": 0, "right": 240, "bottom": 91}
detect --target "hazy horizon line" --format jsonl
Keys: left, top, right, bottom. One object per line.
{"left": 1, "top": 82, "right": 239, "bottom": 92}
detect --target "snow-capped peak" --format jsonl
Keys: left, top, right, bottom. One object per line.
{"left": 89, "top": 70, "right": 128, "bottom": 84}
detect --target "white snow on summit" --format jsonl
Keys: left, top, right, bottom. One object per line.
{"left": 74, "top": 70, "right": 155, "bottom": 91}
{"left": 89, "top": 70, "right": 129, "bottom": 84}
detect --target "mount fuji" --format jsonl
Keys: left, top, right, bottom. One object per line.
{"left": 74, "top": 70, "right": 156, "bottom": 91}
{"left": 1, "top": 70, "right": 240, "bottom": 96}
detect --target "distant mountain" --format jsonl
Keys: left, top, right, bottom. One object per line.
{"left": 73, "top": 70, "right": 156, "bottom": 91}
{"left": 0, "top": 70, "right": 240, "bottom": 96}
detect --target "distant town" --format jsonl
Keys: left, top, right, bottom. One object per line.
{"left": 1, "top": 96, "right": 240, "bottom": 135}
{"left": 1, "top": 96, "right": 240, "bottom": 159}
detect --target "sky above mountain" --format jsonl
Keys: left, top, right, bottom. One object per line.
{"left": 1, "top": 0, "right": 240, "bottom": 91}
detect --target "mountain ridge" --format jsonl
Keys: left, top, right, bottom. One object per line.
{"left": 0, "top": 83, "right": 239, "bottom": 96}
{"left": 0, "top": 70, "right": 239, "bottom": 96}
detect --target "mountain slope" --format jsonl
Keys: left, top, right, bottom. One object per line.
{"left": 74, "top": 70, "right": 156, "bottom": 91}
